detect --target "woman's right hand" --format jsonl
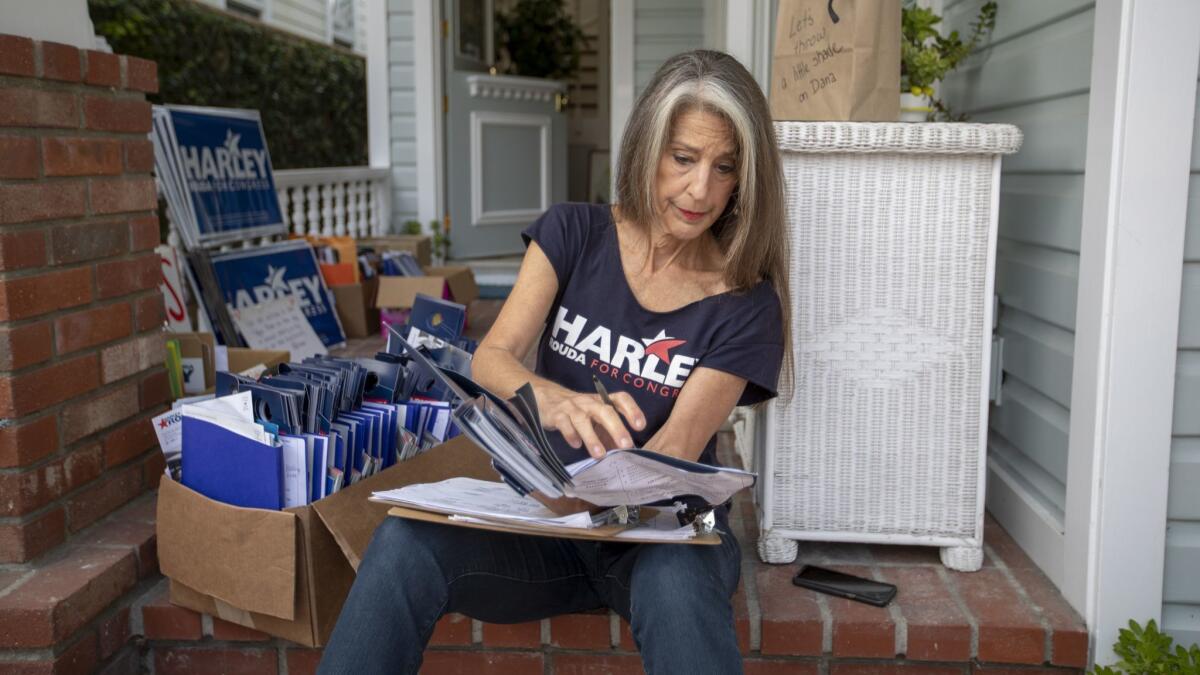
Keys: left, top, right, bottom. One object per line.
{"left": 534, "top": 385, "right": 646, "bottom": 458}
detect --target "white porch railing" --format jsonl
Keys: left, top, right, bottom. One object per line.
{"left": 274, "top": 166, "right": 392, "bottom": 239}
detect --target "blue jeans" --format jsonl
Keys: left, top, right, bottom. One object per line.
{"left": 317, "top": 514, "right": 743, "bottom": 675}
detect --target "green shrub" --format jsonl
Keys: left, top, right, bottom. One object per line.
{"left": 89, "top": 0, "right": 366, "bottom": 169}
{"left": 1092, "top": 619, "right": 1200, "bottom": 674}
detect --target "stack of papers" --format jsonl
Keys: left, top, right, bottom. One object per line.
{"left": 390, "top": 329, "right": 756, "bottom": 508}
{"left": 371, "top": 477, "right": 709, "bottom": 544}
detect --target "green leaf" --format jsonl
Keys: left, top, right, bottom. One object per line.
{"left": 89, "top": 0, "right": 367, "bottom": 169}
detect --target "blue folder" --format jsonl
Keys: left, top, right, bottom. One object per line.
{"left": 181, "top": 417, "right": 283, "bottom": 510}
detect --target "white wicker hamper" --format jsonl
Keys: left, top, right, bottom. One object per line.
{"left": 756, "top": 122, "right": 1022, "bottom": 572}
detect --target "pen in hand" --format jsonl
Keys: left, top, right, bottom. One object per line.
{"left": 591, "top": 374, "right": 634, "bottom": 450}
{"left": 592, "top": 373, "right": 615, "bottom": 408}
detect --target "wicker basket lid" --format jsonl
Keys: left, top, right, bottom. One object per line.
{"left": 773, "top": 122, "right": 1023, "bottom": 155}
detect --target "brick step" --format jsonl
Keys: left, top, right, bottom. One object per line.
{"left": 0, "top": 493, "right": 158, "bottom": 673}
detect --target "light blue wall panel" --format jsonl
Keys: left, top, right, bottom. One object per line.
{"left": 1164, "top": 521, "right": 1200, "bottom": 604}
{"left": 974, "top": 95, "right": 1089, "bottom": 174}
{"left": 991, "top": 378, "right": 1069, "bottom": 483}
{"left": 997, "top": 175, "right": 1084, "bottom": 253}
{"left": 996, "top": 308, "right": 1074, "bottom": 409}
{"left": 633, "top": 0, "right": 705, "bottom": 97}
{"left": 1169, "top": 439, "right": 1200, "bottom": 520}
{"left": 944, "top": 2, "right": 1094, "bottom": 524}
{"left": 941, "top": 8, "right": 1093, "bottom": 114}
{"left": 995, "top": 240, "right": 1079, "bottom": 331}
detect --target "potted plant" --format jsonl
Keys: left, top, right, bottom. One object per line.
{"left": 493, "top": 0, "right": 587, "bottom": 80}
{"left": 900, "top": 0, "right": 997, "bottom": 122}
{"left": 430, "top": 219, "right": 450, "bottom": 266}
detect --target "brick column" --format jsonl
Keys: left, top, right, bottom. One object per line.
{"left": 0, "top": 34, "right": 168, "bottom": 673}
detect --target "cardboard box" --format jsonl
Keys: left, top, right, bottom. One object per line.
{"left": 374, "top": 266, "right": 479, "bottom": 312}
{"left": 357, "top": 235, "right": 432, "bottom": 267}
{"left": 330, "top": 278, "right": 381, "bottom": 340}
{"left": 225, "top": 348, "right": 290, "bottom": 375}
{"left": 157, "top": 435, "right": 495, "bottom": 646}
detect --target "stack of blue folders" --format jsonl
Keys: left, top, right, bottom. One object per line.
{"left": 178, "top": 345, "right": 471, "bottom": 511}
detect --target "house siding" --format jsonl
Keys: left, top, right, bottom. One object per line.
{"left": 387, "top": 0, "right": 419, "bottom": 230}
{"left": 1162, "top": 68, "right": 1200, "bottom": 648}
{"left": 633, "top": 0, "right": 706, "bottom": 97}
{"left": 270, "top": 0, "right": 330, "bottom": 43}
{"left": 941, "top": 0, "right": 1094, "bottom": 528}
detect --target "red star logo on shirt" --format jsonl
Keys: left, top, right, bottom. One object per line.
{"left": 642, "top": 330, "right": 687, "bottom": 363}
{"left": 159, "top": 418, "right": 170, "bottom": 429}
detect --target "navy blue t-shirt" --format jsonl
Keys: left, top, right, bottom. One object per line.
{"left": 521, "top": 202, "right": 784, "bottom": 466}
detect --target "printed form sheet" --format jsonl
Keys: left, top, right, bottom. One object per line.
{"left": 565, "top": 451, "right": 754, "bottom": 506}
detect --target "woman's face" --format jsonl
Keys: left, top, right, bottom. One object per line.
{"left": 652, "top": 109, "right": 738, "bottom": 242}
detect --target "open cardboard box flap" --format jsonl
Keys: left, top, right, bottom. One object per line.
{"left": 373, "top": 266, "right": 479, "bottom": 311}
{"left": 312, "top": 435, "right": 495, "bottom": 570}
{"left": 425, "top": 266, "right": 479, "bottom": 305}
{"left": 157, "top": 477, "right": 299, "bottom": 621}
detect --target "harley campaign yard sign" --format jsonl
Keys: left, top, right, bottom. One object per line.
{"left": 209, "top": 241, "right": 346, "bottom": 349}
{"left": 152, "top": 105, "right": 288, "bottom": 249}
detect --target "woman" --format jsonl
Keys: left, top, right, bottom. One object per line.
{"left": 318, "top": 49, "right": 791, "bottom": 675}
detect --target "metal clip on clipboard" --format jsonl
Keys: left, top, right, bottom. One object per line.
{"left": 674, "top": 499, "right": 725, "bottom": 535}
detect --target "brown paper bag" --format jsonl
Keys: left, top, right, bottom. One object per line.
{"left": 770, "top": 0, "right": 901, "bottom": 121}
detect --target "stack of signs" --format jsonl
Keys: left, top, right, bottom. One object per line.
{"left": 203, "top": 241, "right": 347, "bottom": 351}
{"left": 151, "top": 105, "right": 288, "bottom": 250}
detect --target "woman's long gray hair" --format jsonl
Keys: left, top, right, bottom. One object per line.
{"left": 615, "top": 49, "right": 793, "bottom": 395}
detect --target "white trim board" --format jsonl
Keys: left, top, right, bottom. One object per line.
{"left": 1063, "top": 0, "right": 1200, "bottom": 666}
{"left": 609, "top": 0, "right": 634, "bottom": 194}
{"left": 413, "top": 0, "right": 444, "bottom": 229}
{"left": 366, "top": 0, "right": 391, "bottom": 171}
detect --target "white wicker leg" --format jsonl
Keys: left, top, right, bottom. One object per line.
{"left": 939, "top": 545, "right": 983, "bottom": 572}
{"left": 758, "top": 534, "right": 799, "bottom": 564}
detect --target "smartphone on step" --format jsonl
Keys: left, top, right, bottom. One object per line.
{"left": 792, "top": 565, "right": 898, "bottom": 607}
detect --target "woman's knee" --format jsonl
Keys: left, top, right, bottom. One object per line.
{"left": 629, "top": 544, "right": 739, "bottom": 619}
{"left": 361, "top": 518, "right": 443, "bottom": 576}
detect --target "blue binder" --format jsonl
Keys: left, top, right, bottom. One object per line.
{"left": 181, "top": 417, "right": 283, "bottom": 510}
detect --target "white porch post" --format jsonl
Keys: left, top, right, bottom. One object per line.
{"left": 366, "top": 0, "right": 392, "bottom": 233}
{"left": 609, "top": 0, "right": 634, "bottom": 185}
{"left": 1063, "top": 0, "right": 1200, "bottom": 665}
{"left": 413, "top": 0, "right": 443, "bottom": 228}
{"left": 723, "top": 0, "right": 772, "bottom": 92}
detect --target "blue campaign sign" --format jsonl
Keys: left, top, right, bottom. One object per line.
{"left": 210, "top": 241, "right": 346, "bottom": 348}
{"left": 167, "top": 106, "right": 287, "bottom": 245}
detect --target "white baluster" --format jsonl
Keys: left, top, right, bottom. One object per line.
{"left": 333, "top": 182, "right": 347, "bottom": 237}
{"left": 277, "top": 187, "right": 292, "bottom": 235}
{"left": 369, "top": 182, "right": 382, "bottom": 236}
{"left": 306, "top": 185, "right": 322, "bottom": 238}
{"left": 292, "top": 186, "right": 307, "bottom": 236}
{"left": 344, "top": 181, "right": 359, "bottom": 238}
{"left": 351, "top": 181, "right": 366, "bottom": 239}
{"left": 357, "top": 181, "right": 370, "bottom": 238}
{"left": 320, "top": 183, "right": 334, "bottom": 237}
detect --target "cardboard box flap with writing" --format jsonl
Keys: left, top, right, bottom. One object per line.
{"left": 157, "top": 477, "right": 299, "bottom": 621}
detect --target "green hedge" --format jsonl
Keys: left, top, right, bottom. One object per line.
{"left": 89, "top": 0, "right": 367, "bottom": 169}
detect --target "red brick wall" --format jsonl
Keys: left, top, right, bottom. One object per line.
{"left": 0, "top": 33, "right": 167, "bottom": 565}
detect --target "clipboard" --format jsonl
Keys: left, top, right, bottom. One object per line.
{"left": 387, "top": 507, "right": 721, "bottom": 546}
